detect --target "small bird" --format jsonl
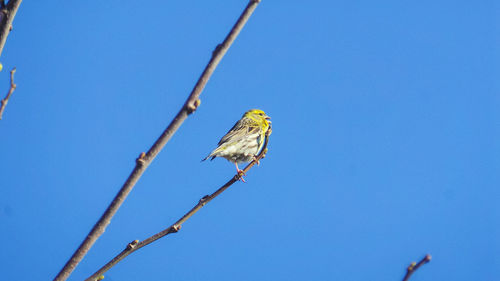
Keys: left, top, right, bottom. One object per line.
{"left": 203, "top": 109, "right": 271, "bottom": 180}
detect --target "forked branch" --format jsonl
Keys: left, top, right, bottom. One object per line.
{"left": 402, "top": 254, "right": 431, "bottom": 281}
{"left": 85, "top": 129, "right": 271, "bottom": 281}
{"left": 53, "top": 1, "right": 262, "bottom": 280}
{"left": 0, "top": 67, "right": 16, "bottom": 119}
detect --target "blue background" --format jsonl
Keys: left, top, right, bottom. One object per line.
{"left": 1, "top": 1, "right": 498, "bottom": 280}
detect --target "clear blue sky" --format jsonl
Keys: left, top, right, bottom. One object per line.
{"left": 1, "top": 1, "right": 498, "bottom": 280}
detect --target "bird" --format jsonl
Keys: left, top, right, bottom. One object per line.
{"left": 203, "top": 109, "right": 271, "bottom": 181}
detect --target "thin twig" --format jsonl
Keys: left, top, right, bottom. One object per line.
{"left": 0, "top": 0, "right": 22, "bottom": 57}
{"left": 85, "top": 129, "right": 271, "bottom": 281}
{"left": 53, "top": 1, "right": 262, "bottom": 281}
{"left": 0, "top": 67, "right": 16, "bottom": 119}
{"left": 402, "top": 254, "right": 431, "bottom": 281}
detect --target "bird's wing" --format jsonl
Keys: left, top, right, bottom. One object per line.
{"left": 218, "top": 118, "right": 259, "bottom": 146}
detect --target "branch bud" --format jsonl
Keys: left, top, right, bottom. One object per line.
{"left": 186, "top": 99, "right": 201, "bottom": 114}
{"left": 136, "top": 152, "right": 146, "bottom": 165}
{"left": 126, "top": 240, "right": 139, "bottom": 250}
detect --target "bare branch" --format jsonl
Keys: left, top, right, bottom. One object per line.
{"left": 53, "top": 1, "right": 263, "bottom": 280}
{"left": 402, "top": 254, "right": 431, "bottom": 281}
{"left": 0, "top": 67, "right": 16, "bottom": 119}
{"left": 0, "top": 0, "right": 22, "bottom": 57}
{"left": 85, "top": 129, "right": 272, "bottom": 281}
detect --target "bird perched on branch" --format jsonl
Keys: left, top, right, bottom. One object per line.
{"left": 203, "top": 109, "right": 271, "bottom": 181}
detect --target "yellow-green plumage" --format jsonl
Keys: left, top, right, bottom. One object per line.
{"left": 203, "top": 109, "right": 271, "bottom": 169}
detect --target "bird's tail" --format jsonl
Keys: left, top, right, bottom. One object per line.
{"left": 201, "top": 154, "right": 216, "bottom": 162}
{"left": 202, "top": 146, "right": 223, "bottom": 162}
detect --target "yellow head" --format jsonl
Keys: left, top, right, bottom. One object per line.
{"left": 243, "top": 109, "right": 271, "bottom": 129}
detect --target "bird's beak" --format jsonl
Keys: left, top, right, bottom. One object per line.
{"left": 265, "top": 116, "right": 271, "bottom": 120}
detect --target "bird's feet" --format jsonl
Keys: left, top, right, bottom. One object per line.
{"left": 236, "top": 168, "right": 246, "bottom": 183}
{"left": 253, "top": 155, "right": 260, "bottom": 166}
